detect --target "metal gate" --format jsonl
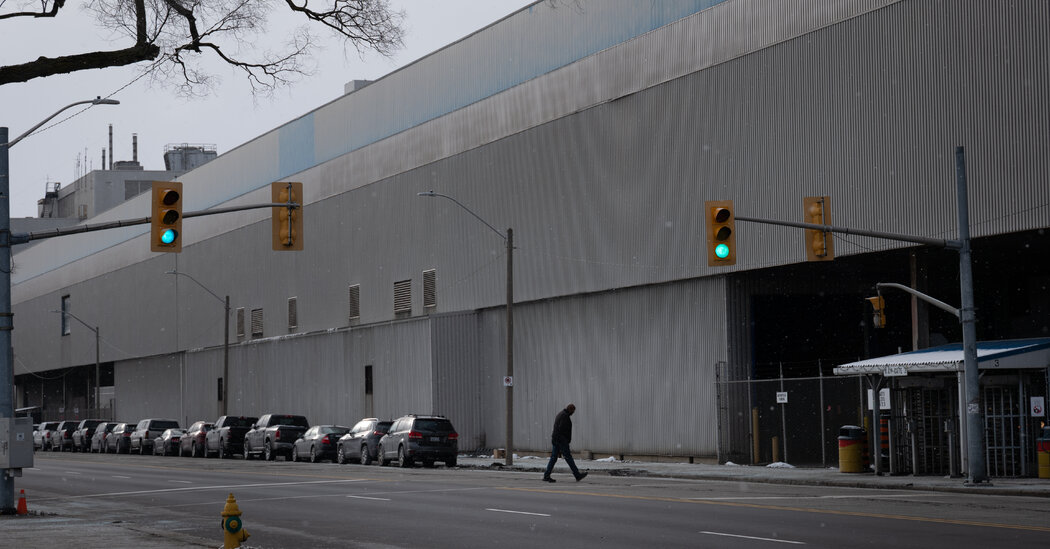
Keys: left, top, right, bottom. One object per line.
{"left": 984, "top": 381, "right": 1027, "bottom": 477}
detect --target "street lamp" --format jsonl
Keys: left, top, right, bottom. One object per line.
{"left": 50, "top": 310, "right": 101, "bottom": 415}
{"left": 1, "top": 96, "right": 119, "bottom": 515}
{"left": 418, "top": 190, "right": 515, "bottom": 466}
{"left": 166, "top": 270, "right": 231, "bottom": 416}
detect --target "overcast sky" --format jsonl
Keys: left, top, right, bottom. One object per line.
{"left": 0, "top": 1, "right": 530, "bottom": 219}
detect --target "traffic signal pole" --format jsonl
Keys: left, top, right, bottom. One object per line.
{"left": 724, "top": 146, "right": 986, "bottom": 484}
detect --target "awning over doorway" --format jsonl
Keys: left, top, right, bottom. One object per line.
{"left": 833, "top": 338, "right": 1050, "bottom": 375}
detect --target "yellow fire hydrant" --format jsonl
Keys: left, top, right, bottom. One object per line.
{"left": 221, "top": 492, "right": 251, "bottom": 548}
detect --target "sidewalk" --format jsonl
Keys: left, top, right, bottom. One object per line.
{"left": 4, "top": 454, "right": 1047, "bottom": 548}
{"left": 460, "top": 454, "right": 1050, "bottom": 498}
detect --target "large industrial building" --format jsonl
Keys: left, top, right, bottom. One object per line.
{"left": 12, "top": 0, "right": 1050, "bottom": 476}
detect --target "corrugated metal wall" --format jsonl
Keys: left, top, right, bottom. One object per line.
{"left": 14, "top": 0, "right": 1050, "bottom": 458}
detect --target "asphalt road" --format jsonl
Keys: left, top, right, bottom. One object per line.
{"left": 16, "top": 452, "right": 1050, "bottom": 548}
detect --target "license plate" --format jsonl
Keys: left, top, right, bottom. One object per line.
{"left": 430, "top": 437, "right": 441, "bottom": 442}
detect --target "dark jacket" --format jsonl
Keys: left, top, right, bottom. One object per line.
{"left": 551, "top": 408, "right": 573, "bottom": 444}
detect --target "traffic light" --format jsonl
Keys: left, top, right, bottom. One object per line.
{"left": 151, "top": 181, "right": 183, "bottom": 252}
{"left": 705, "top": 200, "right": 736, "bottom": 266}
{"left": 866, "top": 296, "right": 886, "bottom": 328}
{"left": 803, "top": 196, "right": 834, "bottom": 261}
{"left": 272, "top": 182, "right": 304, "bottom": 251}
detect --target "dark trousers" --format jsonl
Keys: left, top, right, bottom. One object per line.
{"left": 544, "top": 438, "right": 580, "bottom": 478}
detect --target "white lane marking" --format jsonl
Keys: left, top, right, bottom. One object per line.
{"left": 486, "top": 508, "right": 551, "bottom": 517}
{"left": 63, "top": 471, "right": 82, "bottom": 475}
{"left": 700, "top": 531, "right": 805, "bottom": 545}
{"left": 112, "top": 475, "right": 131, "bottom": 479}
{"left": 688, "top": 493, "right": 954, "bottom": 501}
{"left": 346, "top": 495, "right": 391, "bottom": 501}
{"left": 169, "top": 480, "right": 192, "bottom": 484}
{"left": 38, "top": 479, "right": 369, "bottom": 501}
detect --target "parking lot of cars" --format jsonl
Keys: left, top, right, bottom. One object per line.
{"left": 31, "top": 413, "right": 460, "bottom": 469}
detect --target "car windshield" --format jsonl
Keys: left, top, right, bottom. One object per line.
{"left": 376, "top": 422, "right": 392, "bottom": 432}
{"left": 153, "top": 420, "right": 180, "bottom": 430}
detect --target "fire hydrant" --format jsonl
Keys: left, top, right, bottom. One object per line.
{"left": 221, "top": 492, "right": 251, "bottom": 548}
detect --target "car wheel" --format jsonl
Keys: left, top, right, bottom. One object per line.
{"left": 292, "top": 446, "right": 300, "bottom": 462}
{"left": 337, "top": 445, "right": 347, "bottom": 465}
{"left": 398, "top": 446, "right": 412, "bottom": 468}
{"left": 377, "top": 444, "right": 387, "bottom": 466}
{"left": 219, "top": 442, "right": 227, "bottom": 460}
{"left": 423, "top": 460, "right": 435, "bottom": 468}
{"left": 446, "top": 457, "right": 457, "bottom": 468}
{"left": 264, "top": 442, "right": 275, "bottom": 461}
{"left": 191, "top": 443, "right": 199, "bottom": 458}
{"left": 244, "top": 441, "right": 253, "bottom": 460}
{"left": 310, "top": 446, "right": 321, "bottom": 463}
{"left": 360, "top": 445, "right": 373, "bottom": 466}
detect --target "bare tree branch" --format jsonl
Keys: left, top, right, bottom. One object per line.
{"left": 0, "top": 0, "right": 406, "bottom": 95}
{"left": 0, "top": 0, "right": 65, "bottom": 20}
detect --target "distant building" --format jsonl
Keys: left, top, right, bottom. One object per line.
{"left": 163, "top": 143, "right": 218, "bottom": 172}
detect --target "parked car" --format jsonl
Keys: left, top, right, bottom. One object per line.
{"left": 130, "top": 418, "right": 181, "bottom": 455}
{"left": 105, "top": 422, "right": 135, "bottom": 454}
{"left": 377, "top": 414, "right": 458, "bottom": 468}
{"left": 179, "top": 421, "right": 213, "bottom": 457}
{"left": 51, "top": 420, "right": 78, "bottom": 451}
{"left": 291, "top": 425, "right": 350, "bottom": 463}
{"left": 205, "top": 416, "right": 257, "bottom": 459}
{"left": 153, "top": 428, "right": 185, "bottom": 456}
{"left": 244, "top": 414, "right": 310, "bottom": 461}
{"left": 72, "top": 419, "right": 106, "bottom": 452}
{"left": 90, "top": 422, "right": 120, "bottom": 453}
{"left": 35, "top": 421, "right": 60, "bottom": 451}
{"left": 336, "top": 418, "right": 392, "bottom": 465}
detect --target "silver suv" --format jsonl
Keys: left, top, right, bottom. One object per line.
{"left": 130, "top": 418, "right": 181, "bottom": 455}
{"left": 377, "top": 414, "right": 458, "bottom": 468}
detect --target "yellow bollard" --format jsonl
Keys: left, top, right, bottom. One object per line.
{"left": 221, "top": 493, "right": 251, "bottom": 548}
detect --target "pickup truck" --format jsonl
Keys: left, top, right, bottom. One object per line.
{"left": 243, "top": 413, "right": 309, "bottom": 461}
{"left": 205, "top": 415, "right": 257, "bottom": 459}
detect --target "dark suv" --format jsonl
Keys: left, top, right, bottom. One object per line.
{"left": 377, "top": 414, "right": 458, "bottom": 468}
{"left": 336, "top": 418, "right": 392, "bottom": 465}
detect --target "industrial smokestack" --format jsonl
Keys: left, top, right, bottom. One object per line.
{"left": 108, "top": 124, "right": 113, "bottom": 169}
{"left": 132, "top": 133, "right": 138, "bottom": 163}
{"left": 102, "top": 149, "right": 106, "bottom": 170}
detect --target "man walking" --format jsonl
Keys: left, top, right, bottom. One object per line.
{"left": 543, "top": 403, "right": 587, "bottom": 482}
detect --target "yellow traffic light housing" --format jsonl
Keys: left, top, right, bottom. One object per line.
{"left": 803, "top": 196, "right": 834, "bottom": 261}
{"left": 272, "top": 182, "right": 304, "bottom": 251}
{"left": 705, "top": 200, "right": 736, "bottom": 266}
{"left": 151, "top": 181, "right": 183, "bottom": 252}
{"left": 866, "top": 295, "right": 886, "bottom": 329}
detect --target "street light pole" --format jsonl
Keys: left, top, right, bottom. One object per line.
{"left": 1, "top": 96, "right": 119, "bottom": 515}
{"left": 166, "top": 270, "right": 231, "bottom": 416}
{"left": 51, "top": 310, "right": 101, "bottom": 414}
{"left": 418, "top": 191, "right": 515, "bottom": 466}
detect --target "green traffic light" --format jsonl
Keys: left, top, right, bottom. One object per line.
{"left": 715, "top": 243, "right": 730, "bottom": 259}
{"left": 160, "top": 228, "right": 178, "bottom": 245}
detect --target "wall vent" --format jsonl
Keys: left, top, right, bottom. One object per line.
{"left": 393, "top": 279, "right": 412, "bottom": 315}
{"left": 251, "top": 308, "right": 264, "bottom": 338}
{"left": 423, "top": 269, "right": 437, "bottom": 309}
{"left": 348, "top": 284, "right": 361, "bottom": 321}
{"left": 288, "top": 297, "right": 298, "bottom": 331}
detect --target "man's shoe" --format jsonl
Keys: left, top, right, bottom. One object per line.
{"left": 575, "top": 472, "right": 588, "bottom": 482}
{"left": 543, "top": 476, "right": 556, "bottom": 483}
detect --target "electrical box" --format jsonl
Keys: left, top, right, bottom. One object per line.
{"left": 0, "top": 417, "right": 34, "bottom": 470}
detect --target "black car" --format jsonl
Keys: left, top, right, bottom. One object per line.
{"left": 90, "top": 422, "right": 120, "bottom": 452}
{"left": 51, "top": 420, "right": 78, "bottom": 451}
{"left": 377, "top": 414, "right": 458, "bottom": 468}
{"left": 244, "top": 414, "right": 310, "bottom": 461}
{"left": 105, "top": 422, "right": 135, "bottom": 454}
{"left": 291, "top": 425, "right": 351, "bottom": 463}
{"left": 205, "top": 416, "right": 257, "bottom": 459}
{"left": 153, "top": 428, "right": 185, "bottom": 456}
{"left": 72, "top": 419, "right": 106, "bottom": 452}
{"left": 336, "top": 418, "right": 392, "bottom": 465}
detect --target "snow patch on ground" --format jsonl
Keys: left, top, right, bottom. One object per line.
{"left": 766, "top": 462, "right": 795, "bottom": 468}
